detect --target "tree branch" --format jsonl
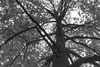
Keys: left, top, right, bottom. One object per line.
{"left": 66, "top": 35, "right": 100, "bottom": 41}
{"left": 65, "top": 35, "right": 100, "bottom": 55}
{"left": 70, "top": 55, "right": 100, "bottom": 67}
{"left": 16, "top": 0, "right": 59, "bottom": 51}
{"left": 36, "top": 27, "right": 58, "bottom": 55}
{"left": 2, "top": 26, "right": 36, "bottom": 44}
{"left": 66, "top": 49, "right": 100, "bottom": 67}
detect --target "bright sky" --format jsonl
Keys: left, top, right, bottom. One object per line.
{"left": 0, "top": 7, "right": 2, "bottom": 11}
{"left": 70, "top": 10, "right": 80, "bottom": 18}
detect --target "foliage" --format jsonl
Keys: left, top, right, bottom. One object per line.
{"left": 0, "top": 0, "right": 100, "bottom": 67}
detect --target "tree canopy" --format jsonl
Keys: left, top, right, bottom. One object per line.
{"left": 0, "top": 0, "right": 100, "bottom": 67}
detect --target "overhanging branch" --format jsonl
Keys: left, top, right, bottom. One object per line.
{"left": 36, "top": 27, "right": 58, "bottom": 55}
{"left": 16, "top": 0, "right": 59, "bottom": 51}
{"left": 70, "top": 55, "right": 100, "bottom": 67}
{"left": 65, "top": 35, "right": 100, "bottom": 55}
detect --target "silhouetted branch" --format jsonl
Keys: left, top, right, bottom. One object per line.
{"left": 63, "top": 17, "right": 100, "bottom": 33}
{"left": 70, "top": 55, "right": 100, "bottom": 67}
{"left": 66, "top": 35, "right": 100, "bottom": 41}
{"left": 64, "top": 17, "right": 100, "bottom": 28}
{"left": 71, "top": 36, "right": 100, "bottom": 40}
{"left": 66, "top": 48, "right": 82, "bottom": 58}
{"left": 16, "top": 0, "right": 59, "bottom": 52}
{"left": 66, "top": 49, "right": 100, "bottom": 66}
{"left": 36, "top": 27, "right": 58, "bottom": 55}
{"left": 0, "top": 27, "right": 31, "bottom": 51}
{"left": 7, "top": 37, "right": 41, "bottom": 67}
{"left": 59, "top": 0, "right": 72, "bottom": 21}
{"left": 72, "top": 39, "right": 100, "bottom": 55}
{"left": 65, "top": 35, "right": 100, "bottom": 66}
{"left": 5, "top": 45, "right": 26, "bottom": 67}
{"left": 45, "top": 8, "right": 57, "bottom": 19}
{"left": 1, "top": 26, "right": 36, "bottom": 45}
{"left": 23, "top": 38, "right": 43, "bottom": 58}
{"left": 65, "top": 35, "right": 100, "bottom": 55}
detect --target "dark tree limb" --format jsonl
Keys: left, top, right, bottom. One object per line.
{"left": 66, "top": 49, "right": 100, "bottom": 66}
{"left": 70, "top": 55, "right": 100, "bottom": 67}
{"left": 36, "top": 27, "right": 58, "bottom": 55}
{"left": 65, "top": 35, "right": 100, "bottom": 55}
{"left": 72, "top": 39, "right": 100, "bottom": 55}
{"left": 70, "top": 36, "right": 100, "bottom": 40}
{"left": 1, "top": 26, "right": 36, "bottom": 45}
{"left": 16, "top": 0, "right": 59, "bottom": 52}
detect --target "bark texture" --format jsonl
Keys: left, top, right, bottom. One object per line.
{"left": 52, "top": 19, "right": 70, "bottom": 67}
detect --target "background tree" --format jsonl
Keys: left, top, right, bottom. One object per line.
{"left": 0, "top": 0, "right": 100, "bottom": 67}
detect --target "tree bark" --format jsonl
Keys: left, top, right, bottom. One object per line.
{"left": 52, "top": 19, "right": 70, "bottom": 67}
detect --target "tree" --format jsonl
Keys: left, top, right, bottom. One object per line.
{"left": 0, "top": 0, "right": 100, "bottom": 67}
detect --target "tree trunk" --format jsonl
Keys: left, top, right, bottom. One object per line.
{"left": 52, "top": 20, "right": 70, "bottom": 67}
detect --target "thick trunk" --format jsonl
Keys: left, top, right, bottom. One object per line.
{"left": 52, "top": 51, "right": 69, "bottom": 67}
{"left": 52, "top": 20, "right": 70, "bottom": 67}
